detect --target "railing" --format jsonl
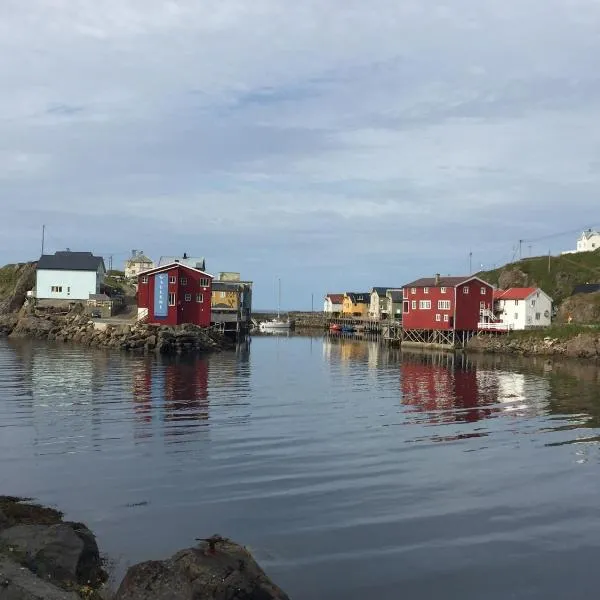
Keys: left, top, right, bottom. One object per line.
{"left": 137, "top": 308, "right": 149, "bottom": 323}
{"left": 478, "top": 322, "right": 513, "bottom": 331}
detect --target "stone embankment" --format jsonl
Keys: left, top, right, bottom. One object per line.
{"left": 0, "top": 497, "right": 289, "bottom": 600}
{"left": 0, "top": 307, "right": 231, "bottom": 355}
{"left": 467, "top": 331, "right": 600, "bottom": 359}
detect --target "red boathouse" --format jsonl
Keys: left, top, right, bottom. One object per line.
{"left": 137, "top": 262, "right": 213, "bottom": 327}
{"left": 401, "top": 274, "right": 494, "bottom": 346}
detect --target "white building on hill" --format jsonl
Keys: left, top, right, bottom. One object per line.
{"left": 563, "top": 229, "right": 600, "bottom": 254}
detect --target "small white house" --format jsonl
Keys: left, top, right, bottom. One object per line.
{"left": 36, "top": 251, "right": 106, "bottom": 301}
{"left": 324, "top": 293, "right": 343, "bottom": 315}
{"left": 369, "top": 287, "right": 392, "bottom": 319}
{"left": 494, "top": 287, "right": 552, "bottom": 330}
{"left": 563, "top": 229, "right": 600, "bottom": 254}
{"left": 124, "top": 250, "right": 154, "bottom": 279}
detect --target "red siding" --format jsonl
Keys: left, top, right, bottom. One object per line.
{"left": 137, "top": 264, "right": 212, "bottom": 327}
{"left": 402, "top": 277, "right": 493, "bottom": 331}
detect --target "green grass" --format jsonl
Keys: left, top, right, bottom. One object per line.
{"left": 478, "top": 249, "right": 600, "bottom": 303}
{"left": 507, "top": 324, "right": 600, "bottom": 341}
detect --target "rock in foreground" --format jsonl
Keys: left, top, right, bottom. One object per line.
{"left": 115, "top": 536, "right": 290, "bottom": 600}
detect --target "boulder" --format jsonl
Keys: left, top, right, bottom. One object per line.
{"left": 0, "top": 557, "right": 80, "bottom": 600}
{"left": 0, "top": 523, "right": 103, "bottom": 587}
{"left": 114, "top": 536, "right": 290, "bottom": 600}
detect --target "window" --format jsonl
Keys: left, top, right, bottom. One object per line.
{"left": 141, "top": 276, "right": 148, "bottom": 284}
{"left": 480, "top": 301, "right": 486, "bottom": 309}
{"left": 200, "top": 278, "right": 210, "bottom": 287}
{"left": 438, "top": 300, "right": 451, "bottom": 310}
{"left": 51, "top": 286, "right": 63, "bottom": 293}
{"left": 168, "top": 292, "right": 176, "bottom": 306}
{"left": 535, "top": 312, "right": 541, "bottom": 320}
{"left": 411, "top": 287, "right": 416, "bottom": 295}
{"left": 463, "top": 286, "right": 469, "bottom": 294}
{"left": 411, "top": 300, "right": 417, "bottom": 310}
{"left": 514, "top": 313, "right": 518, "bottom": 320}
{"left": 169, "top": 275, "right": 176, "bottom": 284}
{"left": 440, "top": 287, "right": 447, "bottom": 294}
{"left": 531, "top": 299, "right": 536, "bottom": 306}
{"left": 220, "top": 291, "right": 227, "bottom": 298}
{"left": 419, "top": 300, "right": 431, "bottom": 309}
{"left": 435, "top": 313, "right": 441, "bottom": 322}
{"left": 180, "top": 277, "right": 188, "bottom": 286}
{"left": 196, "top": 293, "right": 204, "bottom": 303}
{"left": 403, "top": 288, "right": 408, "bottom": 298}
{"left": 423, "top": 287, "right": 429, "bottom": 294}
{"left": 514, "top": 300, "right": 519, "bottom": 306}
{"left": 185, "top": 293, "right": 192, "bottom": 302}
{"left": 443, "top": 314, "right": 449, "bottom": 322}
{"left": 480, "top": 287, "right": 487, "bottom": 295}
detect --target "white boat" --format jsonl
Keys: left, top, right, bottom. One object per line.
{"left": 259, "top": 278, "right": 292, "bottom": 332}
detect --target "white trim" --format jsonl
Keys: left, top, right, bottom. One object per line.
{"left": 137, "top": 262, "right": 214, "bottom": 278}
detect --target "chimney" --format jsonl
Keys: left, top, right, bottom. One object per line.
{"left": 183, "top": 252, "right": 188, "bottom": 259}
{"left": 435, "top": 273, "right": 441, "bottom": 286}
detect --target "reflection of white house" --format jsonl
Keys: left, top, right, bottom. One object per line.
{"left": 125, "top": 250, "right": 154, "bottom": 279}
{"left": 494, "top": 371, "right": 550, "bottom": 415}
{"left": 563, "top": 229, "right": 600, "bottom": 254}
{"left": 493, "top": 288, "right": 552, "bottom": 330}
{"left": 35, "top": 251, "right": 105, "bottom": 301}
{"left": 324, "top": 293, "right": 343, "bottom": 315}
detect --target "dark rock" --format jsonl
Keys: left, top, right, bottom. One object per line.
{"left": 0, "top": 498, "right": 62, "bottom": 528}
{"left": 0, "top": 523, "right": 103, "bottom": 587}
{"left": 114, "top": 536, "right": 290, "bottom": 600}
{"left": 0, "top": 557, "right": 80, "bottom": 600}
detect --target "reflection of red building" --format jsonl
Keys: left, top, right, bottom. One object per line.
{"left": 401, "top": 358, "right": 498, "bottom": 423}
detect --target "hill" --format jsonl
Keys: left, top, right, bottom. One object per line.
{"left": 477, "top": 249, "right": 600, "bottom": 304}
{"left": 0, "top": 262, "right": 36, "bottom": 315}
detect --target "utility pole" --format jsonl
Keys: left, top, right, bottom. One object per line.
{"left": 519, "top": 239, "right": 523, "bottom": 260}
{"left": 548, "top": 250, "right": 551, "bottom": 274}
{"left": 469, "top": 251, "right": 472, "bottom": 274}
{"left": 311, "top": 293, "right": 314, "bottom": 313}
{"left": 41, "top": 225, "right": 45, "bottom": 256}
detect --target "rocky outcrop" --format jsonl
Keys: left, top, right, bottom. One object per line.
{"left": 467, "top": 331, "right": 600, "bottom": 358}
{"left": 556, "top": 292, "right": 600, "bottom": 324}
{"left": 0, "top": 262, "right": 36, "bottom": 316}
{"left": 0, "top": 496, "right": 105, "bottom": 600}
{"left": 115, "top": 536, "right": 290, "bottom": 600}
{"left": 1, "top": 308, "right": 231, "bottom": 355}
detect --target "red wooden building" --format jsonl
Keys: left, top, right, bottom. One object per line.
{"left": 137, "top": 262, "right": 213, "bottom": 327}
{"left": 401, "top": 274, "right": 494, "bottom": 346}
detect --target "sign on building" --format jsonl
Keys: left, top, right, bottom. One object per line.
{"left": 154, "top": 273, "right": 168, "bottom": 318}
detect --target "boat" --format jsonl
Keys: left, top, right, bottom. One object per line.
{"left": 341, "top": 325, "right": 355, "bottom": 333}
{"left": 259, "top": 278, "right": 292, "bottom": 332}
{"left": 329, "top": 323, "right": 342, "bottom": 332}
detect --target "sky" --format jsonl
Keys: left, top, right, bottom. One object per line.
{"left": 1, "top": 0, "right": 600, "bottom": 309}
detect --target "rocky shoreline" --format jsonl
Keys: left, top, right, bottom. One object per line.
{"left": 0, "top": 496, "right": 289, "bottom": 600}
{"left": 0, "top": 306, "right": 233, "bottom": 355}
{"left": 467, "top": 330, "right": 600, "bottom": 359}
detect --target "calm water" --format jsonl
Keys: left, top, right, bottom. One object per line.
{"left": 2, "top": 335, "right": 600, "bottom": 599}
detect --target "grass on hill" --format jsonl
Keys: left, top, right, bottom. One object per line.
{"left": 478, "top": 249, "right": 600, "bottom": 304}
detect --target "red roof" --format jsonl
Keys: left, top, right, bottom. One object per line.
{"left": 494, "top": 287, "right": 537, "bottom": 301}
{"left": 326, "top": 294, "right": 344, "bottom": 304}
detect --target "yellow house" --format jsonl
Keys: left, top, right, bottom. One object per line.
{"left": 211, "top": 282, "right": 241, "bottom": 310}
{"left": 342, "top": 292, "right": 370, "bottom": 317}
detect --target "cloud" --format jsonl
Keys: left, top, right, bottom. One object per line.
{"left": 1, "top": 0, "right": 600, "bottom": 306}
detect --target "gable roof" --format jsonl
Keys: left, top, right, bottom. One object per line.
{"left": 372, "top": 287, "right": 394, "bottom": 296}
{"left": 346, "top": 292, "right": 370, "bottom": 303}
{"left": 159, "top": 256, "right": 206, "bottom": 270}
{"left": 138, "top": 262, "right": 214, "bottom": 278}
{"left": 403, "top": 275, "right": 491, "bottom": 288}
{"left": 572, "top": 283, "right": 600, "bottom": 295}
{"left": 494, "top": 287, "right": 537, "bottom": 301}
{"left": 126, "top": 254, "right": 153, "bottom": 265}
{"left": 37, "top": 251, "right": 105, "bottom": 272}
{"left": 387, "top": 290, "right": 403, "bottom": 302}
{"left": 580, "top": 229, "right": 600, "bottom": 240}
{"left": 325, "top": 293, "right": 344, "bottom": 304}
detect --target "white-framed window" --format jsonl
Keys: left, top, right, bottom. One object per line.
{"left": 200, "top": 277, "right": 210, "bottom": 287}
{"left": 169, "top": 275, "right": 176, "bottom": 284}
{"left": 444, "top": 314, "right": 449, "bottom": 322}
{"left": 411, "top": 287, "right": 416, "bottom": 295}
{"left": 514, "top": 312, "right": 518, "bottom": 319}
{"left": 480, "top": 287, "right": 487, "bottom": 295}
{"left": 423, "top": 287, "right": 429, "bottom": 294}
{"left": 440, "top": 287, "right": 447, "bottom": 294}
{"left": 180, "top": 277, "right": 188, "bottom": 286}
{"left": 438, "top": 300, "right": 451, "bottom": 310}
{"left": 480, "top": 301, "right": 486, "bottom": 308}
{"left": 196, "top": 293, "right": 204, "bottom": 303}
{"left": 419, "top": 300, "right": 431, "bottom": 309}
{"left": 531, "top": 299, "right": 536, "bottom": 306}
{"left": 463, "top": 286, "right": 469, "bottom": 294}
{"left": 411, "top": 300, "right": 417, "bottom": 310}
{"left": 435, "top": 313, "right": 441, "bottom": 321}
{"left": 168, "top": 292, "right": 176, "bottom": 306}
{"left": 514, "top": 300, "right": 519, "bottom": 306}
{"left": 403, "top": 288, "right": 408, "bottom": 299}
{"left": 184, "top": 293, "right": 192, "bottom": 301}
{"left": 51, "top": 285, "right": 62, "bottom": 293}
{"left": 141, "top": 275, "right": 148, "bottom": 283}
{"left": 535, "top": 312, "right": 541, "bottom": 320}
{"left": 220, "top": 291, "right": 226, "bottom": 298}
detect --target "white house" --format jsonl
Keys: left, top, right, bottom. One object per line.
{"left": 124, "top": 250, "right": 154, "bottom": 279}
{"left": 493, "top": 287, "right": 552, "bottom": 330}
{"left": 563, "top": 229, "right": 600, "bottom": 254}
{"left": 36, "top": 251, "right": 106, "bottom": 301}
{"left": 324, "top": 293, "right": 343, "bottom": 315}
{"left": 369, "top": 287, "right": 393, "bottom": 319}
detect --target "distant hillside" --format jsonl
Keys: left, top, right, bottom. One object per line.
{"left": 477, "top": 249, "right": 600, "bottom": 304}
